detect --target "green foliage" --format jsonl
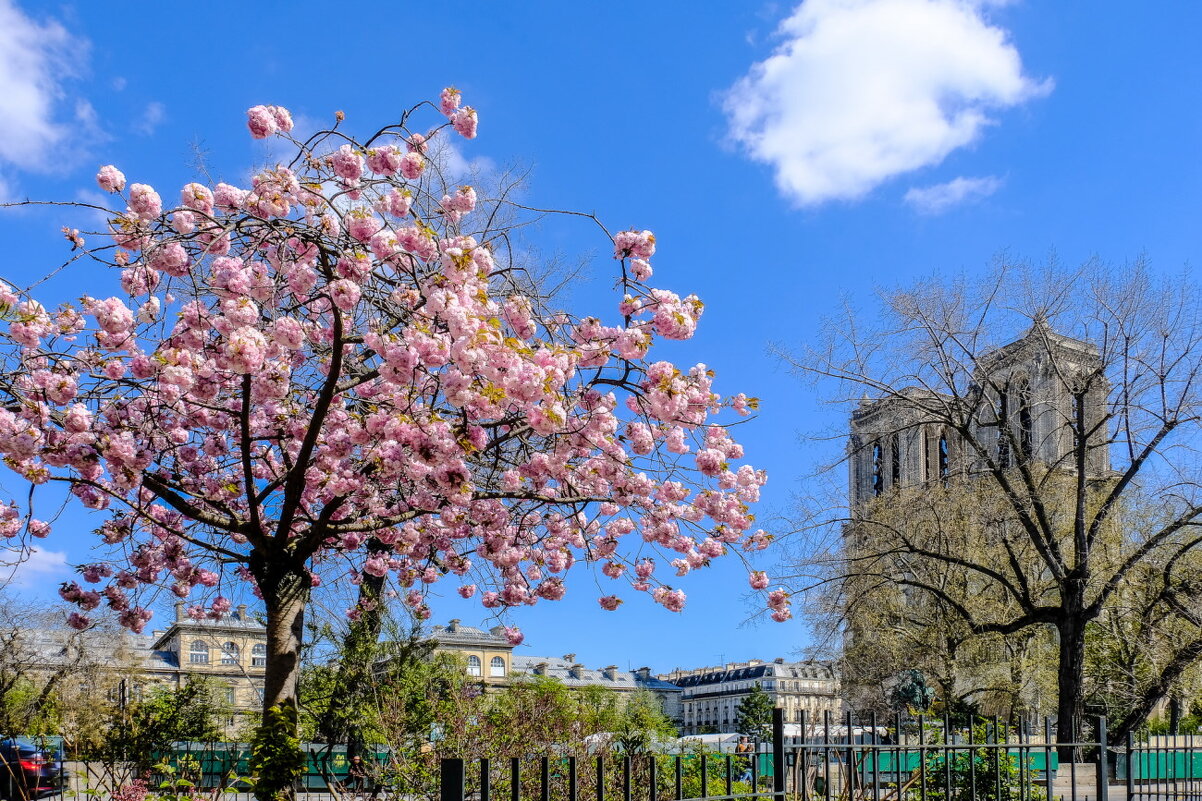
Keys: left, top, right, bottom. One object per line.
{"left": 249, "top": 702, "right": 304, "bottom": 801}
{"left": 918, "top": 724, "right": 1047, "bottom": 801}
{"left": 77, "top": 678, "right": 226, "bottom": 774}
{"left": 734, "top": 684, "right": 774, "bottom": 741}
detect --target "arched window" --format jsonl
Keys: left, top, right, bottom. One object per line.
{"left": 490, "top": 656, "right": 506, "bottom": 677}
{"left": 938, "top": 434, "right": 950, "bottom": 483}
{"left": 189, "top": 640, "right": 210, "bottom": 665}
{"left": 1016, "top": 379, "right": 1033, "bottom": 461}
{"left": 221, "top": 642, "right": 239, "bottom": 666}
{"left": 889, "top": 434, "right": 901, "bottom": 487}
{"left": 251, "top": 643, "right": 267, "bottom": 667}
{"left": 467, "top": 655, "right": 482, "bottom": 677}
{"left": 872, "top": 442, "right": 884, "bottom": 496}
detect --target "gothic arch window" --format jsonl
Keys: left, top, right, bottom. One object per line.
{"left": 889, "top": 434, "right": 901, "bottom": 487}
{"left": 221, "top": 641, "right": 239, "bottom": 666}
{"left": 1016, "top": 378, "right": 1033, "bottom": 461}
{"left": 467, "top": 655, "right": 482, "bottom": 677}
{"left": 490, "top": 656, "right": 506, "bottom": 677}
{"left": 872, "top": 441, "right": 884, "bottom": 496}
{"left": 938, "top": 433, "right": 950, "bottom": 483}
{"left": 189, "top": 640, "right": 210, "bottom": 665}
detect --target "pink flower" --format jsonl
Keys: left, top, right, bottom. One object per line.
{"left": 598, "top": 595, "right": 622, "bottom": 611}
{"left": 97, "top": 165, "right": 126, "bottom": 193}
{"left": 366, "top": 145, "right": 404, "bottom": 176}
{"left": 128, "top": 184, "right": 162, "bottom": 220}
{"left": 399, "top": 152, "right": 425, "bottom": 180}
{"left": 451, "top": 107, "right": 478, "bottom": 139}
{"left": 329, "top": 279, "right": 361, "bottom": 311}
{"left": 503, "top": 625, "right": 524, "bottom": 645}
{"left": 247, "top": 105, "right": 277, "bottom": 139}
{"left": 67, "top": 613, "right": 90, "bottom": 630}
{"left": 458, "top": 584, "right": 477, "bottom": 598}
{"left": 271, "top": 105, "right": 294, "bottom": 133}
{"left": 749, "top": 571, "right": 770, "bottom": 590}
{"left": 440, "top": 87, "right": 462, "bottom": 116}
{"left": 224, "top": 326, "right": 268, "bottom": 374}
{"left": 331, "top": 145, "right": 364, "bottom": 184}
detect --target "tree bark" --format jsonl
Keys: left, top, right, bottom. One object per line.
{"left": 1056, "top": 610, "right": 1087, "bottom": 759}
{"left": 253, "top": 562, "right": 311, "bottom": 801}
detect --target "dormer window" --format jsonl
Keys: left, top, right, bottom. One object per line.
{"left": 221, "top": 642, "right": 239, "bottom": 666}
{"left": 190, "top": 640, "right": 210, "bottom": 665}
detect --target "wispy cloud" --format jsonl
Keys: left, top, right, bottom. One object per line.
{"left": 723, "top": 0, "right": 1051, "bottom": 207}
{"left": 904, "top": 174, "right": 1003, "bottom": 214}
{"left": 0, "top": 0, "right": 88, "bottom": 172}
{"left": 134, "top": 101, "right": 165, "bottom": 135}
{"left": 7, "top": 547, "right": 69, "bottom": 588}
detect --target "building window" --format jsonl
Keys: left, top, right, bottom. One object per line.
{"left": 490, "top": 656, "right": 506, "bottom": 677}
{"left": 225, "top": 687, "right": 236, "bottom": 706}
{"left": 221, "top": 642, "right": 239, "bottom": 666}
{"left": 889, "top": 434, "right": 900, "bottom": 487}
{"left": 251, "top": 643, "right": 267, "bottom": 667}
{"left": 1017, "top": 379, "right": 1033, "bottom": 461}
{"left": 938, "top": 434, "right": 950, "bottom": 482}
{"left": 190, "top": 640, "right": 210, "bottom": 664}
{"left": 467, "top": 656, "right": 482, "bottom": 677}
{"left": 872, "top": 441, "right": 884, "bottom": 496}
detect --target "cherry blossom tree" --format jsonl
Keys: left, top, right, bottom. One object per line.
{"left": 0, "top": 90, "right": 777, "bottom": 796}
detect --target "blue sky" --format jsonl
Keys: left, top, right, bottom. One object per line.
{"left": 0, "top": 0, "right": 1199, "bottom": 675}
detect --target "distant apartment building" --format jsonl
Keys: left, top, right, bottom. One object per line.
{"left": 428, "top": 620, "right": 682, "bottom": 718}
{"left": 659, "top": 658, "right": 843, "bottom": 734}
{"left": 21, "top": 602, "right": 267, "bottom": 732}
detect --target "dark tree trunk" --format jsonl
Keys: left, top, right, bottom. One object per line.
{"left": 1056, "top": 609, "right": 1087, "bottom": 760}
{"left": 252, "top": 563, "right": 310, "bottom": 801}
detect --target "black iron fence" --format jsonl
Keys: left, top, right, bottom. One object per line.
{"left": 437, "top": 712, "right": 1202, "bottom": 801}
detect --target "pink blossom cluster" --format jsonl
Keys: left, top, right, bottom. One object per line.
{"left": 0, "top": 88, "right": 780, "bottom": 642}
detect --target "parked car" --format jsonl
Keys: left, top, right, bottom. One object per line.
{"left": 0, "top": 739, "right": 65, "bottom": 800}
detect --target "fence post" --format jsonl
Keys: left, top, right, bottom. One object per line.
{"left": 1126, "top": 731, "right": 1134, "bottom": 801}
{"left": 1097, "top": 717, "right": 1109, "bottom": 801}
{"left": 774, "top": 706, "right": 786, "bottom": 798}
{"left": 441, "top": 758, "right": 465, "bottom": 801}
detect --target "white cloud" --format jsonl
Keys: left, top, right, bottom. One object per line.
{"left": 134, "top": 101, "right": 166, "bottom": 136}
{"left": 723, "top": 0, "right": 1051, "bottom": 206}
{"left": 7, "top": 547, "right": 69, "bottom": 588}
{"left": 904, "top": 174, "right": 1002, "bottom": 213}
{"left": 0, "top": 0, "right": 84, "bottom": 172}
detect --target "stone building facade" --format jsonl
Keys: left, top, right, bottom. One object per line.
{"left": 428, "top": 621, "right": 683, "bottom": 718}
{"left": 659, "top": 658, "right": 842, "bottom": 734}
{"left": 24, "top": 603, "right": 268, "bottom": 733}
{"left": 848, "top": 322, "right": 1110, "bottom": 507}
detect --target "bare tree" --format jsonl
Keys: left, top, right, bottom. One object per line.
{"left": 781, "top": 259, "right": 1202, "bottom": 748}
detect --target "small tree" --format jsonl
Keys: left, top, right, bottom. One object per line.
{"left": 0, "top": 89, "right": 776, "bottom": 798}
{"left": 734, "top": 684, "right": 774, "bottom": 741}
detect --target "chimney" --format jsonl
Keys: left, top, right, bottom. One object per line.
{"left": 236, "top": 605, "right": 248, "bottom": 620}
{"left": 570, "top": 663, "right": 584, "bottom": 679}
{"left": 774, "top": 657, "right": 785, "bottom": 664}
{"left": 174, "top": 601, "right": 185, "bottom": 622}
{"left": 448, "top": 619, "right": 460, "bottom": 632}
{"left": 603, "top": 665, "right": 618, "bottom": 680}
{"left": 563, "top": 653, "right": 576, "bottom": 663}
{"left": 748, "top": 659, "right": 762, "bottom": 666}
{"left": 534, "top": 662, "right": 548, "bottom": 676}
{"left": 634, "top": 667, "right": 651, "bottom": 680}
